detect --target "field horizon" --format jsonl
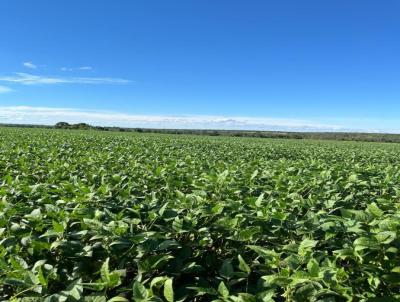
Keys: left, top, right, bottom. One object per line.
{"left": 3, "top": 122, "right": 400, "bottom": 144}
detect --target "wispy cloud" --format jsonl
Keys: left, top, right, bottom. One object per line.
{"left": 61, "top": 66, "right": 93, "bottom": 71}
{"left": 0, "top": 106, "right": 349, "bottom": 132}
{"left": 23, "top": 62, "right": 37, "bottom": 69}
{"left": 0, "top": 73, "right": 131, "bottom": 85}
{"left": 0, "top": 86, "right": 13, "bottom": 94}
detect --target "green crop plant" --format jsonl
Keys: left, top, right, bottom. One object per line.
{"left": 0, "top": 128, "right": 399, "bottom": 301}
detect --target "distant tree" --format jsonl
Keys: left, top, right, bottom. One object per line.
{"left": 75, "top": 123, "right": 91, "bottom": 130}
{"left": 54, "top": 122, "right": 92, "bottom": 130}
{"left": 55, "top": 122, "right": 70, "bottom": 129}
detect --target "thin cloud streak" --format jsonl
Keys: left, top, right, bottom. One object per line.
{"left": 0, "top": 106, "right": 351, "bottom": 132}
{"left": 0, "top": 86, "right": 13, "bottom": 93}
{"left": 23, "top": 62, "right": 37, "bottom": 69}
{"left": 0, "top": 73, "right": 131, "bottom": 85}
{"left": 61, "top": 66, "right": 93, "bottom": 71}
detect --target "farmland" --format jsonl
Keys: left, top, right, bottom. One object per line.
{"left": 0, "top": 128, "right": 399, "bottom": 301}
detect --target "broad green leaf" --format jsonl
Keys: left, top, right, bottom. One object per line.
{"left": 61, "top": 279, "right": 83, "bottom": 301}
{"left": 100, "top": 258, "right": 111, "bottom": 283}
{"left": 218, "top": 281, "right": 229, "bottom": 298}
{"left": 247, "top": 245, "right": 279, "bottom": 260}
{"left": 353, "top": 237, "right": 379, "bottom": 251}
{"left": 391, "top": 267, "right": 400, "bottom": 273}
{"left": 238, "top": 254, "right": 251, "bottom": 274}
{"left": 107, "top": 297, "right": 129, "bottom": 302}
{"left": 219, "top": 260, "right": 234, "bottom": 279}
{"left": 348, "top": 174, "right": 358, "bottom": 182}
{"left": 307, "top": 259, "right": 319, "bottom": 277}
{"left": 163, "top": 278, "right": 174, "bottom": 302}
{"left": 298, "top": 239, "right": 318, "bottom": 256}
{"left": 250, "top": 170, "right": 259, "bottom": 180}
{"left": 367, "top": 203, "right": 384, "bottom": 217}
{"left": 38, "top": 266, "right": 48, "bottom": 288}
{"left": 132, "top": 281, "right": 148, "bottom": 301}
{"left": 255, "top": 193, "right": 264, "bottom": 207}
{"left": 375, "top": 231, "right": 396, "bottom": 244}
{"left": 150, "top": 276, "right": 168, "bottom": 288}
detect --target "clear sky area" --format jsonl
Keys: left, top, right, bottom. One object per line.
{"left": 1, "top": 1, "right": 400, "bottom": 132}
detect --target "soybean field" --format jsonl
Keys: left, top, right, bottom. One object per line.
{"left": 0, "top": 128, "right": 400, "bottom": 302}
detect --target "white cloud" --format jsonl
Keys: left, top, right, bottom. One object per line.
{"left": 61, "top": 66, "right": 93, "bottom": 71}
{"left": 23, "top": 62, "right": 37, "bottom": 69}
{"left": 0, "top": 73, "right": 131, "bottom": 85}
{"left": 0, "top": 106, "right": 349, "bottom": 132}
{"left": 0, "top": 86, "right": 13, "bottom": 93}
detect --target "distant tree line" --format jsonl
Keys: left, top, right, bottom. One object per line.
{"left": 2, "top": 122, "right": 400, "bottom": 143}
{"left": 0, "top": 123, "right": 53, "bottom": 129}
{"left": 54, "top": 122, "right": 128, "bottom": 131}
{"left": 130, "top": 128, "right": 400, "bottom": 143}
{"left": 52, "top": 122, "right": 400, "bottom": 143}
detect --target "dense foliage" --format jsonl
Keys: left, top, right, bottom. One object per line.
{"left": 4, "top": 122, "right": 400, "bottom": 143}
{"left": 0, "top": 128, "right": 399, "bottom": 301}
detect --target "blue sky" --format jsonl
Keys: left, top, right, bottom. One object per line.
{"left": 1, "top": 0, "right": 400, "bottom": 131}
